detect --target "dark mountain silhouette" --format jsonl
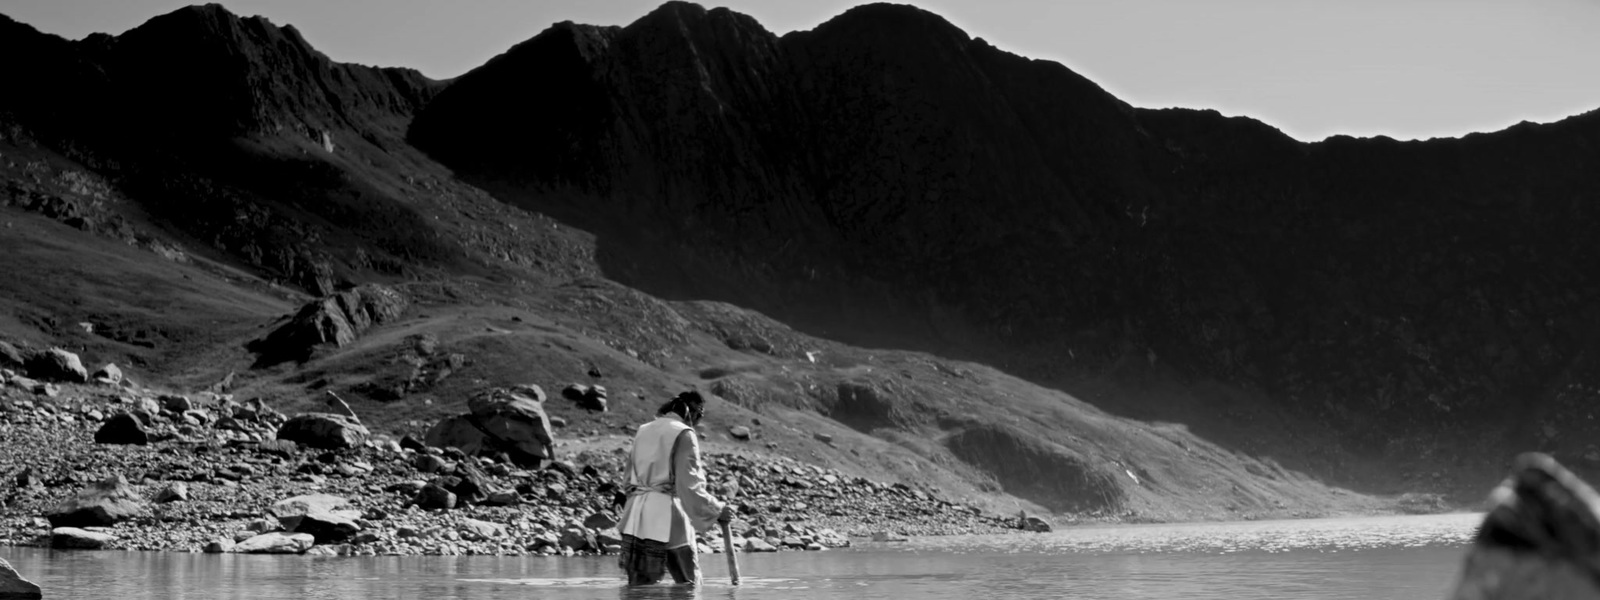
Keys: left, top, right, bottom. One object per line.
{"left": 410, "top": 1, "right": 1600, "bottom": 477}
{"left": 0, "top": 5, "right": 453, "bottom": 295}
{"left": 2, "top": 1, "right": 1597, "bottom": 515}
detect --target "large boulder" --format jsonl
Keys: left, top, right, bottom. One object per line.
{"left": 1447, "top": 452, "right": 1600, "bottom": 599}
{"left": 276, "top": 413, "right": 369, "bottom": 449}
{"left": 93, "top": 412, "right": 148, "bottom": 445}
{"left": 232, "top": 532, "right": 315, "bottom": 554}
{"left": 26, "top": 347, "right": 88, "bottom": 383}
{"left": 425, "top": 387, "right": 554, "bottom": 466}
{"left": 411, "top": 483, "right": 456, "bottom": 510}
{"left": 1021, "top": 515, "right": 1053, "bottom": 533}
{"left": 51, "top": 527, "right": 117, "bottom": 549}
{"left": 249, "top": 284, "right": 407, "bottom": 363}
{"left": 268, "top": 493, "right": 350, "bottom": 519}
{"left": 46, "top": 474, "right": 146, "bottom": 527}
{"left": 561, "top": 383, "right": 608, "bottom": 412}
{"left": 278, "top": 510, "right": 360, "bottom": 544}
{"left": 0, "top": 556, "right": 42, "bottom": 599}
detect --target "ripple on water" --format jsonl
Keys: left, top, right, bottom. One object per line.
{"left": 876, "top": 512, "right": 1483, "bottom": 556}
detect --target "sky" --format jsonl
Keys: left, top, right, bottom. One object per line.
{"left": 3, "top": 0, "right": 1599, "bottom": 142}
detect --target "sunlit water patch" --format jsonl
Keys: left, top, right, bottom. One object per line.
{"left": 1, "top": 513, "right": 1483, "bottom": 600}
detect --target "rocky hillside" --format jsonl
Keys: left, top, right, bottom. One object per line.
{"left": 0, "top": 0, "right": 1588, "bottom": 525}
{"left": 408, "top": 2, "right": 1600, "bottom": 492}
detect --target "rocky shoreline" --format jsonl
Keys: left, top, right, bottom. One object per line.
{"left": 0, "top": 351, "right": 1030, "bottom": 558}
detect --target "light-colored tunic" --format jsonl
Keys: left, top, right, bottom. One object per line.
{"left": 617, "top": 415, "right": 724, "bottom": 547}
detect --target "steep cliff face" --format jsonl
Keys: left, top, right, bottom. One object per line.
{"left": 0, "top": 5, "right": 455, "bottom": 294}
{"left": 3, "top": 4, "right": 436, "bottom": 145}
{"left": 410, "top": 1, "right": 1600, "bottom": 474}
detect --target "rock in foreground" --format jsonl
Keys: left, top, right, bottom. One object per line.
{"left": 1447, "top": 453, "right": 1600, "bottom": 599}
{"left": 0, "top": 556, "right": 43, "bottom": 599}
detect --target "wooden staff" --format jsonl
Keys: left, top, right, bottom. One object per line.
{"left": 720, "top": 521, "right": 741, "bottom": 585}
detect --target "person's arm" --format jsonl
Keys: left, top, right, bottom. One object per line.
{"left": 672, "top": 429, "right": 726, "bottom": 531}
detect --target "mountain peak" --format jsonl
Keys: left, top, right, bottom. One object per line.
{"left": 813, "top": 2, "right": 969, "bottom": 40}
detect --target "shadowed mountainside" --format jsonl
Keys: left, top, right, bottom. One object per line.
{"left": 408, "top": 1, "right": 1600, "bottom": 493}
{"left": 0, "top": 1, "right": 1595, "bottom": 519}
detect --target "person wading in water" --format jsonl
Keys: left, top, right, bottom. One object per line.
{"left": 617, "top": 390, "right": 734, "bottom": 585}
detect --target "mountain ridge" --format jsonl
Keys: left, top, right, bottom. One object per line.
{"left": 407, "top": 0, "right": 1600, "bottom": 491}
{"left": 1, "top": 1, "right": 1596, "bottom": 519}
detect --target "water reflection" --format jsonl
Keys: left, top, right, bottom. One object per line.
{"left": 0, "top": 514, "right": 1480, "bottom": 600}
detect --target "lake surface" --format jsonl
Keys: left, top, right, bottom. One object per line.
{"left": 1, "top": 513, "right": 1481, "bottom": 600}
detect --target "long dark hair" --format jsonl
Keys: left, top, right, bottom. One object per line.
{"left": 658, "top": 390, "right": 706, "bottom": 423}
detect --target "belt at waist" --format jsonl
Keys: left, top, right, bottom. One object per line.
{"left": 625, "top": 482, "right": 674, "bottom": 497}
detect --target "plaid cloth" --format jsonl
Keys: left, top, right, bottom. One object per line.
{"left": 619, "top": 534, "right": 669, "bottom": 585}
{"left": 619, "top": 534, "right": 701, "bottom": 585}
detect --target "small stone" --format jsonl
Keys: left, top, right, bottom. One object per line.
{"left": 414, "top": 454, "right": 449, "bottom": 473}
{"left": 246, "top": 519, "right": 281, "bottom": 534}
{"left": 93, "top": 412, "right": 148, "bottom": 445}
{"left": 460, "top": 518, "right": 505, "bottom": 539}
{"left": 743, "top": 538, "right": 778, "bottom": 552}
{"left": 481, "top": 490, "right": 520, "bottom": 506}
{"left": 92, "top": 363, "right": 123, "bottom": 385}
{"left": 153, "top": 482, "right": 189, "bottom": 503}
{"left": 303, "top": 545, "right": 340, "bottom": 556}
{"left": 728, "top": 426, "right": 751, "bottom": 441}
{"left": 583, "top": 512, "right": 618, "bottom": 530}
{"left": 159, "top": 394, "right": 192, "bottom": 413}
{"left": 256, "top": 439, "right": 299, "bottom": 457}
{"left": 399, "top": 435, "right": 428, "bottom": 453}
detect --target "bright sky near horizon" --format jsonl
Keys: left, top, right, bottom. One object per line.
{"left": 3, "top": 0, "right": 1598, "bottom": 142}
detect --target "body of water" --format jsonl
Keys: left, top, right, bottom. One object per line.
{"left": 0, "top": 513, "right": 1482, "bottom": 599}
